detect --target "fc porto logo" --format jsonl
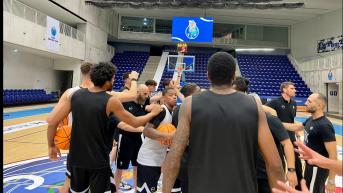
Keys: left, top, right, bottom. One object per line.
{"left": 50, "top": 26, "right": 57, "bottom": 39}
{"left": 185, "top": 20, "right": 199, "bottom": 40}
{"left": 328, "top": 70, "right": 333, "bottom": 80}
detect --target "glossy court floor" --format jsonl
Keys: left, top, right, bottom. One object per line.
{"left": 3, "top": 103, "right": 343, "bottom": 193}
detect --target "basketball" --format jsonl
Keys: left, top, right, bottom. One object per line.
{"left": 156, "top": 123, "right": 176, "bottom": 146}
{"left": 54, "top": 125, "right": 71, "bottom": 150}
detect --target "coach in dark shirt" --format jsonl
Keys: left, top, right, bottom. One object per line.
{"left": 283, "top": 93, "right": 337, "bottom": 193}
{"left": 265, "top": 81, "right": 302, "bottom": 190}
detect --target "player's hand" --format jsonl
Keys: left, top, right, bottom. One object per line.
{"left": 169, "top": 80, "right": 176, "bottom": 88}
{"left": 48, "top": 145, "right": 61, "bottom": 161}
{"left": 286, "top": 171, "right": 298, "bottom": 188}
{"left": 137, "top": 126, "right": 145, "bottom": 132}
{"left": 150, "top": 104, "right": 163, "bottom": 116}
{"left": 166, "top": 131, "right": 176, "bottom": 139}
{"left": 145, "top": 104, "right": 153, "bottom": 112}
{"left": 272, "top": 179, "right": 309, "bottom": 193}
{"left": 129, "top": 71, "right": 139, "bottom": 80}
{"left": 326, "top": 181, "right": 335, "bottom": 193}
{"left": 169, "top": 80, "right": 181, "bottom": 90}
{"left": 294, "top": 140, "right": 325, "bottom": 166}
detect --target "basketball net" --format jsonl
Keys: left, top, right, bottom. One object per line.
{"left": 176, "top": 65, "right": 184, "bottom": 73}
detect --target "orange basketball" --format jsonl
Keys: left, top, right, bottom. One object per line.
{"left": 54, "top": 125, "right": 71, "bottom": 150}
{"left": 156, "top": 123, "right": 176, "bottom": 146}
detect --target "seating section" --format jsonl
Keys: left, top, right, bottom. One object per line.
{"left": 3, "top": 89, "right": 58, "bottom": 106}
{"left": 237, "top": 55, "right": 312, "bottom": 97}
{"left": 158, "top": 53, "right": 212, "bottom": 91}
{"left": 112, "top": 51, "right": 149, "bottom": 91}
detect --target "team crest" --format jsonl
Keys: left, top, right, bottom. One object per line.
{"left": 185, "top": 20, "right": 199, "bottom": 40}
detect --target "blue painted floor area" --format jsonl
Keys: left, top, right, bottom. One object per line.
{"left": 3, "top": 107, "right": 53, "bottom": 120}
{"left": 295, "top": 117, "right": 342, "bottom": 136}
{"left": 3, "top": 155, "right": 135, "bottom": 193}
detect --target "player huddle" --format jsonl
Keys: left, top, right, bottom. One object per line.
{"left": 47, "top": 52, "right": 338, "bottom": 193}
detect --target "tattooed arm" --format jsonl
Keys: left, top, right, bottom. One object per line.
{"left": 162, "top": 97, "right": 192, "bottom": 193}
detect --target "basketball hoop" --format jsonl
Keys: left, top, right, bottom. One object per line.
{"left": 176, "top": 63, "right": 185, "bottom": 72}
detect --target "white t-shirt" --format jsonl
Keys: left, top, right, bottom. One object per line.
{"left": 66, "top": 86, "right": 81, "bottom": 127}
{"left": 137, "top": 105, "right": 172, "bottom": 167}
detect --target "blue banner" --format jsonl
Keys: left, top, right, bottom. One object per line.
{"left": 172, "top": 17, "right": 213, "bottom": 43}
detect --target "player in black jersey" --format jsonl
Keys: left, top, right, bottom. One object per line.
{"left": 163, "top": 52, "right": 286, "bottom": 193}
{"left": 115, "top": 84, "right": 150, "bottom": 193}
{"left": 47, "top": 62, "right": 163, "bottom": 193}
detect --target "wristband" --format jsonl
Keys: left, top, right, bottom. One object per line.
{"left": 131, "top": 78, "right": 138, "bottom": 81}
{"left": 288, "top": 168, "right": 296, "bottom": 172}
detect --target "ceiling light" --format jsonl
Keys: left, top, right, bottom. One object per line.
{"left": 236, "top": 48, "right": 275, "bottom": 52}
{"left": 13, "top": 49, "right": 18, "bottom": 53}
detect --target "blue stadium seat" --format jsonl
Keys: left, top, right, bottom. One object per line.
{"left": 237, "top": 54, "right": 312, "bottom": 98}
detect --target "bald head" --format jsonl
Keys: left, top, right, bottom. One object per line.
{"left": 138, "top": 84, "right": 149, "bottom": 92}
{"left": 137, "top": 84, "right": 150, "bottom": 105}
{"left": 313, "top": 93, "right": 327, "bottom": 108}
{"left": 305, "top": 93, "right": 327, "bottom": 113}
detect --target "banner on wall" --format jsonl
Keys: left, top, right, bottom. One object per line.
{"left": 46, "top": 16, "right": 60, "bottom": 52}
{"left": 323, "top": 69, "right": 337, "bottom": 82}
{"left": 317, "top": 35, "right": 343, "bottom": 53}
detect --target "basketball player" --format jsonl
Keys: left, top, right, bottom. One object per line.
{"left": 48, "top": 62, "right": 140, "bottom": 193}
{"left": 266, "top": 82, "right": 303, "bottom": 190}
{"left": 232, "top": 76, "right": 250, "bottom": 94}
{"left": 149, "top": 79, "right": 170, "bottom": 104}
{"left": 171, "top": 83, "right": 201, "bottom": 193}
{"left": 282, "top": 93, "right": 337, "bottom": 193}
{"left": 250, "top": 94, "right": 298, "bottom": 192}
{"left": 233, "top": 76, "right": 278, "bottom": 118}
{"left": 150, "top": 76, "right": 185, "bottom": 104}
{"left": 233, "top": 79, "right": 297, "bottom": 191}
{"left": 47, "top": 62, "right": 93, "bottom": 193}
{"left": 145, "top": 79, "right": 158, "bottom": 97}
{"left": 47, "top": 62, "right": 163, "bottom": 193}
{"left": 114, "top": 84, "right": 150, "bottom": 193}
{"left": 120, "top": 72, "right": 132, "bottom": 91}
{"left": 162, "top": 52, "right": 285, "bottom": 193}
{"left": 136, "top": 87, "right": 179, "bottom": 193}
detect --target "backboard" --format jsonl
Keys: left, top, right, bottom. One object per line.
{"left": 167, "top": 55, "right": 195, "bottom": 72}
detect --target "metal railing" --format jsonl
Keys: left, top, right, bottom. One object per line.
{"left": 4, "top": 0, "right": 85, "bottom": 42}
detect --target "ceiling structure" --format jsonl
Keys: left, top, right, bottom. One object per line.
{"left": 18, "top": 0, "right": 86, "bottom": 26}
{"left": 85, "top": 0, "right": 305, "bottom": 9}
{"left": 85, "top": 0, "right": 342, "bottom": 26}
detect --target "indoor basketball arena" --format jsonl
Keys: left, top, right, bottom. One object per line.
{"left": 3, "top": 0, "right": 343, "bottom": 193}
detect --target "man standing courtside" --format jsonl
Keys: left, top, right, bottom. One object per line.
{"left": 266, "top": 82, "right": 303, "bottom": 190}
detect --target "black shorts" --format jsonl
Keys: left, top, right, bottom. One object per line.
{"left": 69, "top": 166, "right": 116, "bottom": 193}
{"left": 116, "top": 134, "right": 142, "bottom": 169}
{"left": 137, "top": 163, "right": 181, "bottom": 193}
{"left": 65, "top": 156, "right": 71, "bottom": 178}
{"left": 294, "top": 153, "right": 303, "bottom": 190}
{"left": 257, "top": 178, "right": 271, "bottom": 193}
{"left": 304, "top": 164, "right": 329, "bottom": 193}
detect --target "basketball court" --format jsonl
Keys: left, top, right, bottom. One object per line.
{"left": 3, "top": 105, "right": 343, "bottom": 192}
{"left": 3, "top": 0, "right": 343, "bottom": 192}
